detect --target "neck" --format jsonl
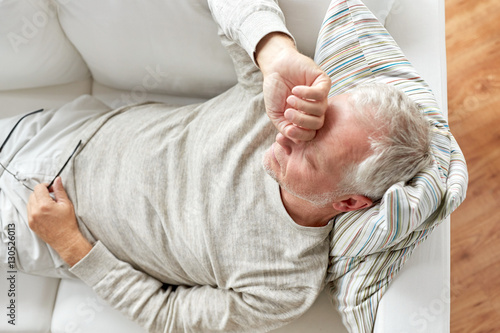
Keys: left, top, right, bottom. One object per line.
{"left": 280, "top": 187, "right": 340, "bottom": 227}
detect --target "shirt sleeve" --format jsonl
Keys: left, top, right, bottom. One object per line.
{"left": 70, "top": 241, "right": 316, "bottom": 333}
{"left": 207, "top": 0, "right": 295, "bottom": 65}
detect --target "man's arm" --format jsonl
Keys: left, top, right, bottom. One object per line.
{"left": 27, "top": 178, "right": 316, "bottom": 332}
{"left": 207, "top": 0, "right": 331, "bottom": 142}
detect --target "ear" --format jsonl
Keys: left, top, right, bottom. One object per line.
{"left": 332, "top": 195, "right": 373, "bottom": 212}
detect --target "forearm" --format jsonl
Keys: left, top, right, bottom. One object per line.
{"left": 70, "top": 241, "right": 310, "bottom": 333}
{"left": 56, "top": 234, "right": 93, "bottom": 267}
{"left": 207, "top": 0, "right": 293, "bottom": 64}
{"left": 255, "top": 32, "right": 297, "bottom": 76}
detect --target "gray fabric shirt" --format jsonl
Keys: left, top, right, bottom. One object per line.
{"left": 64, "top": 1, "right": 333, "bottom": 332}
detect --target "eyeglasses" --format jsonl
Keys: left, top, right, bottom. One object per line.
{"left": 0, "top": 109, "right": 81, "bottom": 192}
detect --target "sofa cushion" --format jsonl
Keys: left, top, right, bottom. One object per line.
{"left": 56, "top": 0, "right": 237, "bottom": 100}
{"left": 52, "top": 279, "right": 349, "bottom": 333}
{"left": 0, "top": 272, "right": 59, "bottom": 332}
{"left": 51, "top": 279, "right": 145, "bottom": 333}
{"left": 0, "top": 0, "right": 89, "bottom": 91}
{"left": 0, "top": 80, "right": 92, "bottom": 118}
{"left": 55, "top": 0, "right": 396, "bottom": 100}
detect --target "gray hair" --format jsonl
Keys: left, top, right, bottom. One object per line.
{"left": 336, "top": 83, "right": 433, "bottom": 200}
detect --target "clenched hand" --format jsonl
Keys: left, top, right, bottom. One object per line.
{"left": 256, "top": 33, "right": 331, "bottom": 142}
{"left": 27, "top": 177, "right": 92, "bottom": 267}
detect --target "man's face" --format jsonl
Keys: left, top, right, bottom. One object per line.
{"left": 262, "top": 94, "right": 372, "bottom": 206}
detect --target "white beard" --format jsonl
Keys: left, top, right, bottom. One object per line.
{"left": 261, "top": 154, "right": 334, "bottom": 208}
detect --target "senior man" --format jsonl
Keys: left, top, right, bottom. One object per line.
{"left": 1, "top": 1, "right": 432, "bottom": 332}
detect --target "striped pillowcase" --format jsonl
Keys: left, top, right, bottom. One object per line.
{"left": 314, "top": 0, "right": 468, "bottom": 331}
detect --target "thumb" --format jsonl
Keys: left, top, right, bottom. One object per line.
{"left": 314, "top": 71, "right": 331, "bottom": 91}
{"left": 52, "top": 177, "right": 69, "bottom": 202}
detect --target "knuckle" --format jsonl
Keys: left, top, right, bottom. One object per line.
{"left": 28, "top": 216, "right": 37, "bottom": 229}
{"left": 297, "top": 98, "right": 308, "bottom": 109}
{"left": 39, "top": 204, "right": 50, "bottom": 213}
{"left": 304, "top": 131, "right": 315, "bottom": 141}
{"left": 311, "top": 122, "right": 322, "bottom": 130}
{"left": 30, "top": 210, "right": 42, "bottom": 220}
{"left": 294, "top": 111, "right": 304, "bottom": 123}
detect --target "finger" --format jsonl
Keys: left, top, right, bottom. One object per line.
{"left": 283, "top": 124, "right": 316, "bottom": 142}
{"left": 313, "top": 71, "right": 332, "bottom": 92}
{"left": 287, "top": 96, "right": 326, "bottom": 117}
{"left": 52, "top": 177, "right": 70, "bottom": 203}
{"left": 284, "top": 109, "right": 324, "bottom": 130}
{"left": 33, "top": 183, "right": 54, "bottom": 204}
{"left": 292, "top": 73, "right": 331, "bottom": 100}
{"left": 291, "top": 85, "right": 328, "bottom": 101}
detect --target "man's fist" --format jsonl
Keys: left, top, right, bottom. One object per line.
{"left": 256, "top": 33, "right": 331, "bottom": 142}
{"left": 27, "top": 177, "right": 92, "bottom": 266}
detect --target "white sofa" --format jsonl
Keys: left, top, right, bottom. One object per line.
{"left": 0, "top": 0, "right": 449, "bottom": 332}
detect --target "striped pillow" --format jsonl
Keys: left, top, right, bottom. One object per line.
{"left": 313, "top": 1, "right": 468, "bottom": 331}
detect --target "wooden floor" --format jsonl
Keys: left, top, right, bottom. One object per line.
{"left": 446, "top": 0, "right": 500, "bottom": 332}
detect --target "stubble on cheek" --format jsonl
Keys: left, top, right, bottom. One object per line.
{"left": 262, "top": 149, "right": 279, "bottom": 182}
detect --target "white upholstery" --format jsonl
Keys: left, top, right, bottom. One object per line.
{"left": 0, "top": 0, "right": 449, "bottom": 332}
{"left": 0, "top": 0, "right": 89, "bottom": 91}
{"left": 0, "top": 271, "right": 60, "bottom": 332}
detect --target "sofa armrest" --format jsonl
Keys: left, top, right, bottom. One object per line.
{"left": 374, "top": 1, "right": 450, "bottom": 332}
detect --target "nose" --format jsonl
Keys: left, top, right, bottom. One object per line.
{"left": 276, "top": 133, "right": 296, "bottom": 155}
